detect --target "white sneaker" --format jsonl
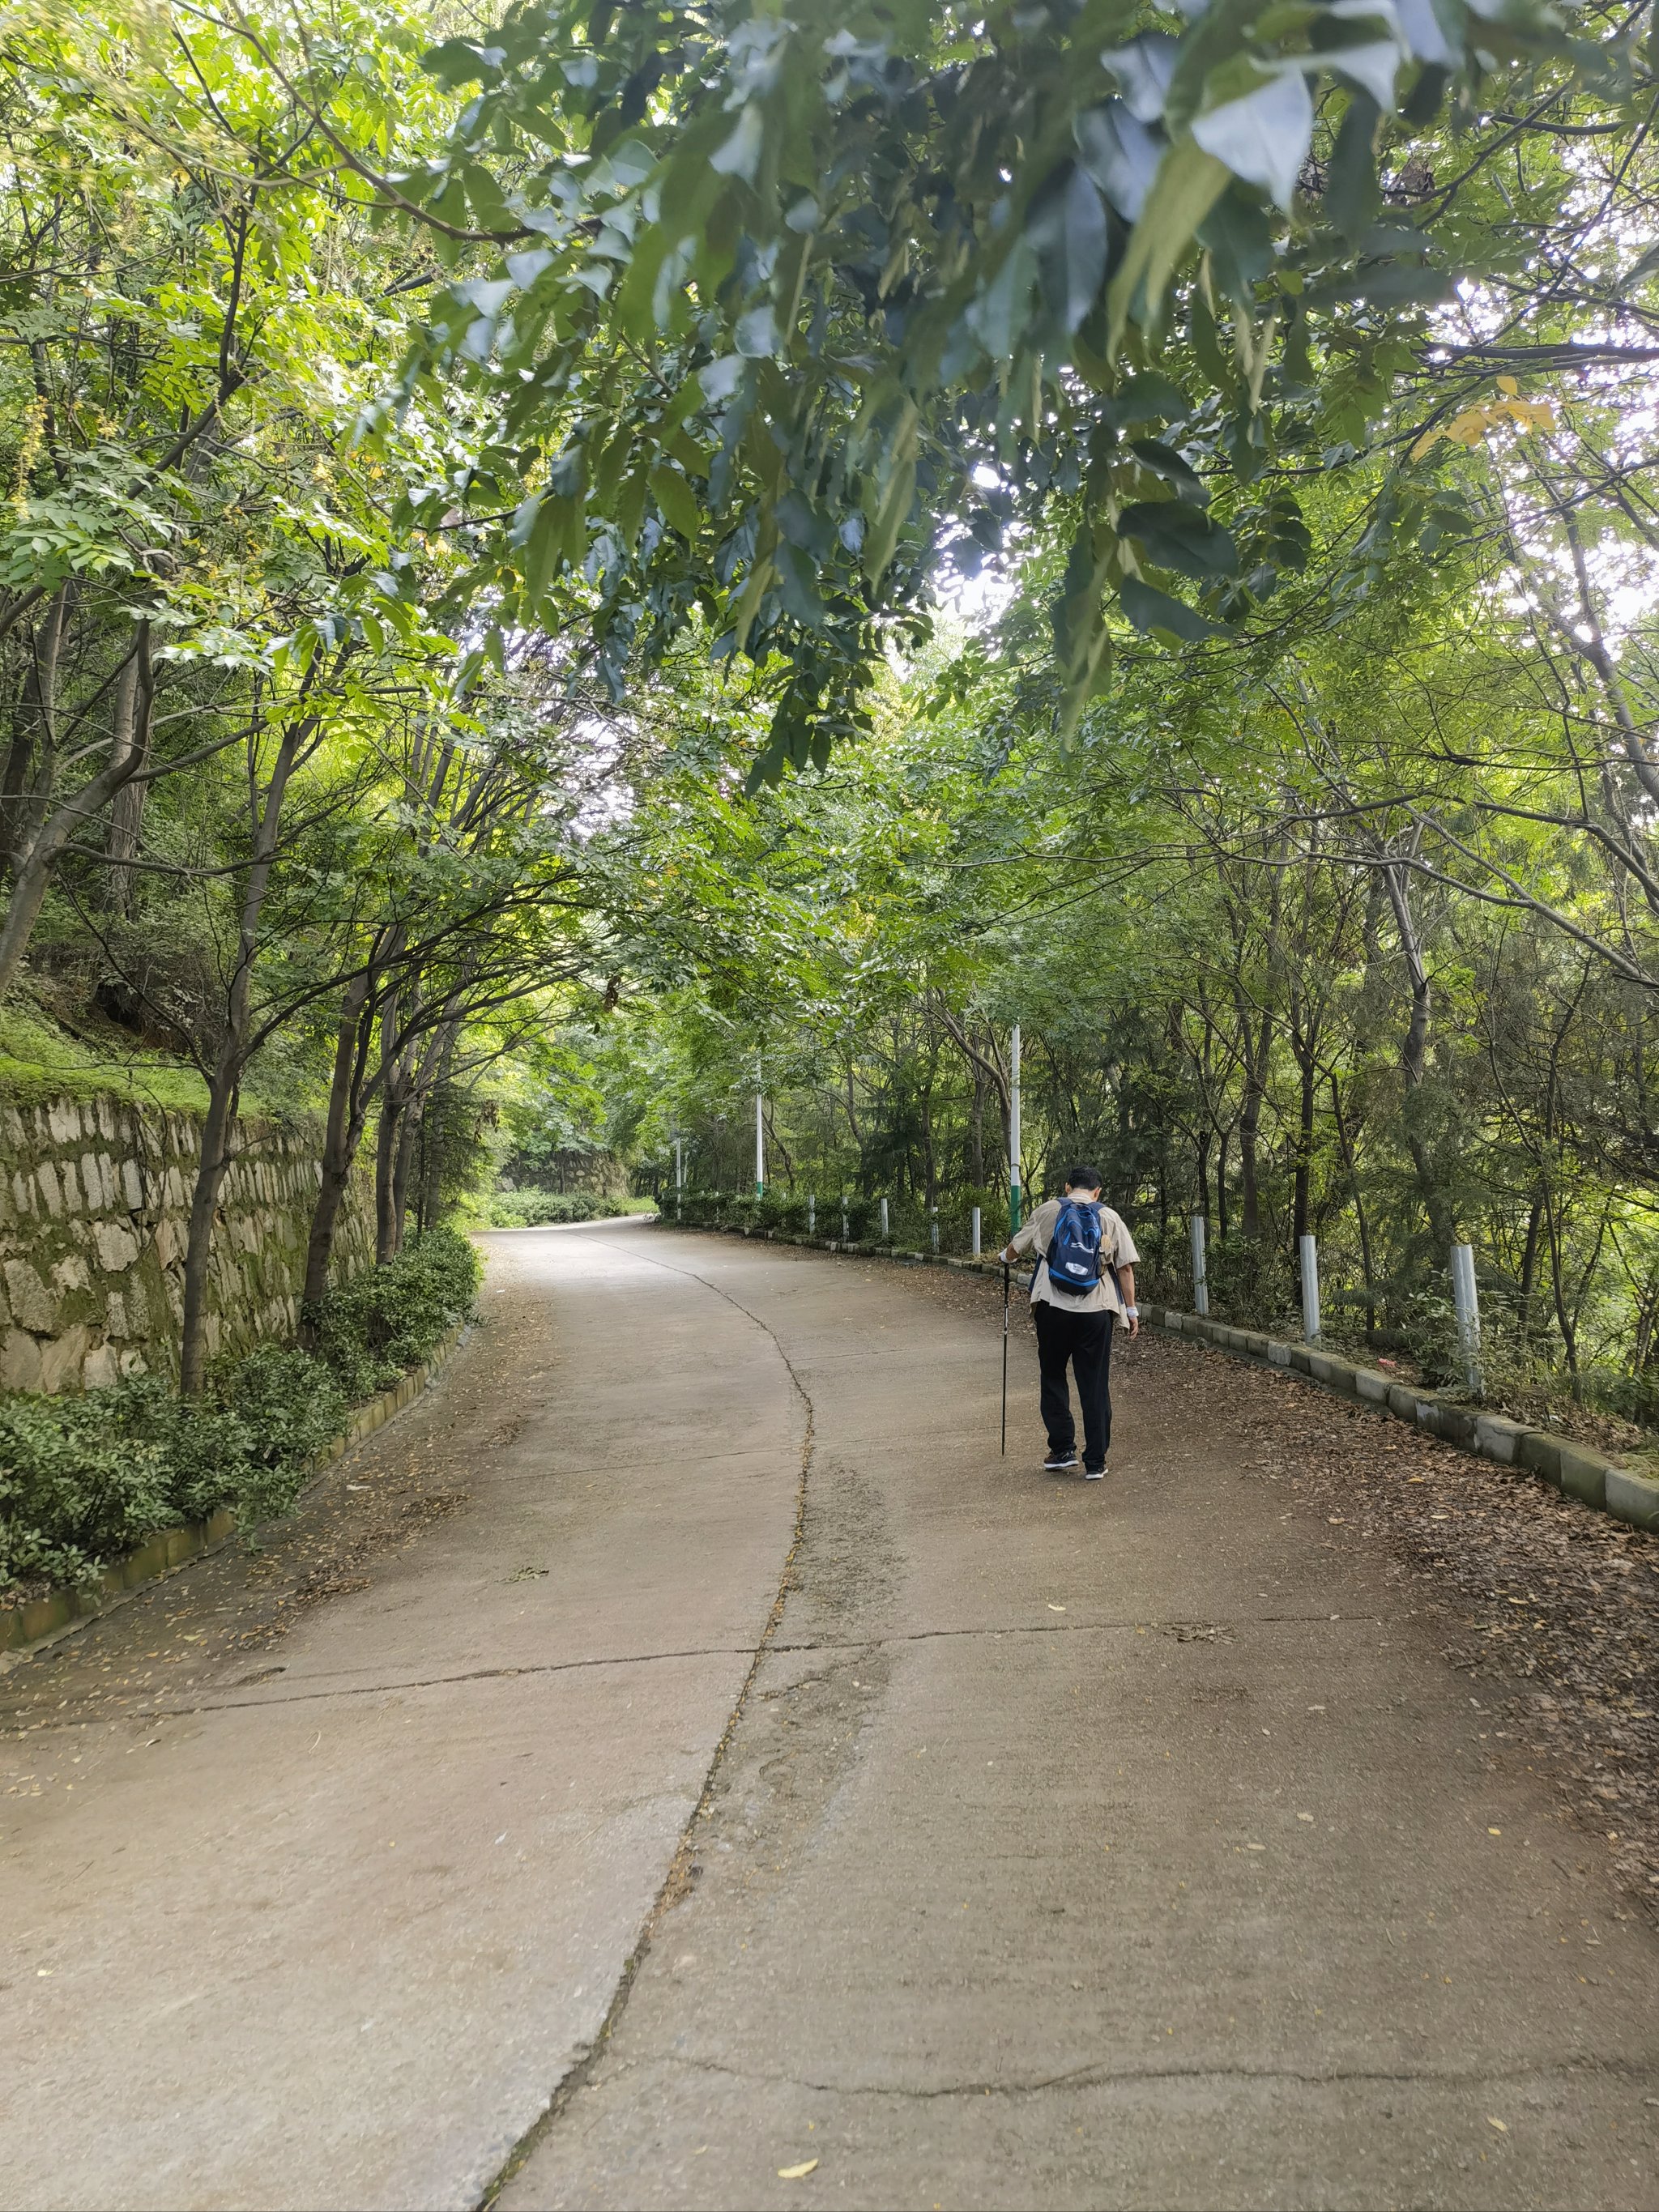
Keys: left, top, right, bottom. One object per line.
{"left": 1084, "top": 1464, "right": 1107, "bottom": 1481}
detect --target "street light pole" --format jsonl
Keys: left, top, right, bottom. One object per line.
{"left": 754, "top": 1054, "right": 765, "bottom": 1198}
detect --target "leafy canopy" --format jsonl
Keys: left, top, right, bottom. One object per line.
{"left": 369, "top": 0, "right": 1636, "bottom": 781}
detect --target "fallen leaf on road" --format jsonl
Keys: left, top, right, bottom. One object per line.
{"left": 1487, "top": 2117, "right": 1508, "bottom": 2133}
{"left": 778, "top": 2159, "right": 819, "bottom": 2179}
{"left": 1488, "top": 1827, "right": 1502, "bottom": 1836}
{"left": 1297, "top": 1812, "right": 1315, "bottom": 1822}
{"left": 1048, "top": 1603, "right": 1066, "bottom": 1612}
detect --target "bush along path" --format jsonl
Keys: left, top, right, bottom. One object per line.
{"left": 0, "top": 1228, "right": 480, "bottom": 1626}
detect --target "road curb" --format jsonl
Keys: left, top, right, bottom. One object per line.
{"left": 0, "top": 1319, "right": 472, "bottom": 1667}
{"left": 658, "top": 1220, "right": 1659, "bottom": 1540}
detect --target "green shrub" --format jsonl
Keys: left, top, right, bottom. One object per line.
{"left": 213, "top": 1345, "right": 346, "bottom": 1513}
{"left": 106, "top": 1374, "right": 255, "bottom": 1523}
{"left": 307, "top": 1226, "right": 480, "bottom": 1383}
{"left": 471, "top": 1189, "right": 629, "bottom": 1227}
{"left": 2, "top": 1228, "right": 481, "bottom": 1596}
{"left": 0, "top": 1392, "right": 173, "bottom": 1587}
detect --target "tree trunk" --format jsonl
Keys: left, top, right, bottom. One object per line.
{"left": 392, "top": 1104, "right": 420, "bottom": 1251}
{"left": 1380, "top": 854, "right": 1454, "bottom": 1250}
{"left": 104, "top": 628, "right": 153, "bottom": 915}
{"left": 1217, "top": 1128, "right": 1230, "bottom": 1243}
{"left": 179, "top": 718, "right": 305, "bottom": 1395}
{"left": 375, "top": 1087, "right": 404, "bottom": 1264}
{"left": 302, "top": 973, "right": 373, "bottom": 1308}
{"left": 0, "top": 620, "right": 154, "bottom": 995}
{"left": 1518, "top": 1187, "right": 1545, "bottom": 1347}
{"left": 0, "top": 584, "right": 68, "bottom": 876}
{"left": 1291, "top": 1047, "right": 1316, "bottom": 1246}
{"left": 1330, "top": 1074, "right": 1376, "bottom": 1334}
{"left": 1239, "top": 1078, "right": 1263, "bottom": 1238}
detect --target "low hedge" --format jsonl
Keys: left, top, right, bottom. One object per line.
{"left": 465, "top": 1189, "right": 632, "bottom": 1227}
{"left": 0, "top": 1228, "right": 480, "bottom": 1592}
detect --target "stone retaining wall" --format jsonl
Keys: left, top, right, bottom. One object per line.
{"left": 0, "top": 1095, "right": 373, "bottom": 1392}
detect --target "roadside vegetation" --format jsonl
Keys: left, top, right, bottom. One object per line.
{"left": 0, "top": 1229, "right": 479, "bottom": 1590}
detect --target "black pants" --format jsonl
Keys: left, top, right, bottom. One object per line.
{"left": 1032, "top": 1302, "right": 1115, "bottom": 1469}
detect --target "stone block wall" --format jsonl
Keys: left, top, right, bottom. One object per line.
{"left": 0, "top": 1095, "right": 374, "bottom": 1392}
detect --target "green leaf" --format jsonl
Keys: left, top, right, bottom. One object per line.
{"left": 966, "top": 237, "right": 1038, "bottom": 363}
{"left": 650, "top": 464, "right": 702, "bottom": 539}
{"left": 1191, "top": 69, "right": 1314, "bottom": 211}
{"left": 1074, "top": 102, "right": 1163, "bottom": 224}
{"left": 1119, "top": 574, "right": 1223, "bottom": 638}
{"left": 710, "top": 102, "right": 765, "bottom": 182}
{"left": 1129, "top": 437, "right": 1208, "bottom": 504}
{"left": 1196, "top": 187, "right": 1274, "bottom": 303}
{"left": 1326, "top": 92, "right": 1382, "bottom": 243}
{"left": 1119, "top": 499, "right": 1238, "bottom": 577}
{"left": 1027, "top": 164, "right": 1110, "bottom": 334}
{"left": 1107, "top": 136, "right": 1230, "bottom": 349}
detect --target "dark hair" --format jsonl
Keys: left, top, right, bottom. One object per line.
{"left": 1064, "top": 1165, "right": 1102, "bottom": 1191}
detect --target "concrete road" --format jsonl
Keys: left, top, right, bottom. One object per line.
{"left": 5, "top": 1224, "right": 1659, "bottom": 2211}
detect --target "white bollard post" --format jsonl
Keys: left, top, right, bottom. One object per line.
{"left": 930, "top": 1204, "right": 940, "bottom": 1255}
{"left": 880, "top": 1196, "right": 889, "bottom": 1239}
{"left": 674, "top": 1135, "right": 683, "bottom": 1221}
{"left": 1299, "top": 1234, "right": 1321, "bottom": 1344}
{"left": 971, "top": 1204, "right": 982, "bottom": 1258}
{"left": 808, "top": 1193, "right": 815, "bottom": 1236}
{"left": 1190, "top": 1214, "right": 1209, "bottom": 1316}
{"left": 841, "top": 1194, "right": 850, "bottom": 1242}
{"left": 1452, "top": 1241, "right": 1482, "bottom": 1396}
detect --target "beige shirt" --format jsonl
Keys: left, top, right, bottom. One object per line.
{"left": 1007, "top": 1198, "right": 1140, "bottom": 1315}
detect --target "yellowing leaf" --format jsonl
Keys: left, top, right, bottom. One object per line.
{"left": 1487, "top": 2116, "right": 1508, "bottom": 2133}
{"left": 1496, "top": 373, "right": 1519, "bottom": 396}
{"left": 778, "top": 2159, "right": 820, "bottom": 2179}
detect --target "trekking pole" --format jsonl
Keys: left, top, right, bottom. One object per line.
{"left": 1001, "top": 1259, "right": 1010, "bottom": 1456}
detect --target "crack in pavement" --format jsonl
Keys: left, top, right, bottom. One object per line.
{"left": 642, "top": 2048, "right": 1659, "bottom": 2102}
{"left": 2, "top": 1612, "right": 1400, "bottom": 1741}
{"left": 474, "top": 1237, "right": 818, "bottom": 2212}
{"left": 13, "top": 1619, "right": 1397, "bottom": 1734}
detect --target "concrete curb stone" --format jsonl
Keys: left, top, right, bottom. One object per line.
{"left": 0, "top": 1317, "right": 471, "bottom": 1666}
{"left": 1606, "top": 1468, "right": 1659, "bottom": 1530}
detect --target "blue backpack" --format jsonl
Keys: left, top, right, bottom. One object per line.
{"left": 1043, "top": 1198, "right": 1105, "bottom": 1297}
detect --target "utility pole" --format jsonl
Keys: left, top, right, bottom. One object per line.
{"left": 1008, "top": 1023, "right": 1022, "bottom": 1234}
{"left": 754, "top": 1054, "right": 765, "bottom": 1197}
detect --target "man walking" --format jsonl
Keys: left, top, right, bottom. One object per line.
{"left": 999, "top": 1167, "right": 1139, "bottom": 1480}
